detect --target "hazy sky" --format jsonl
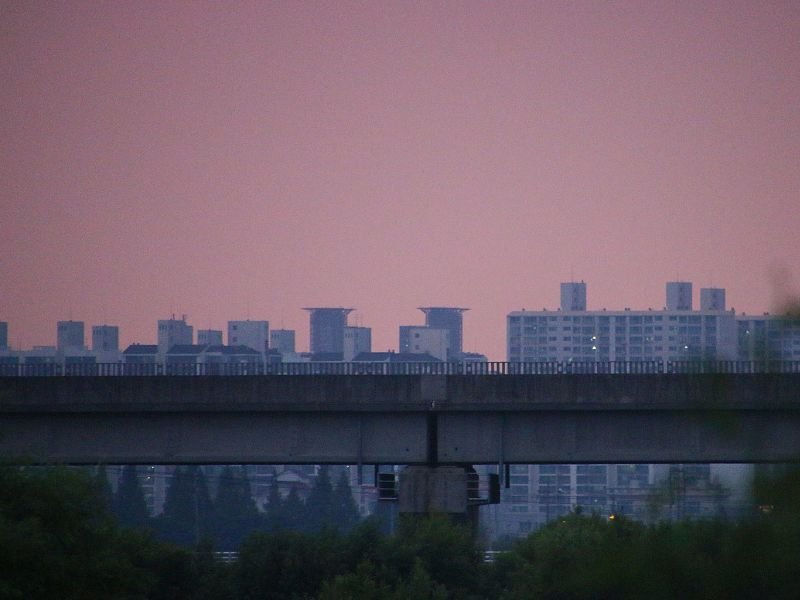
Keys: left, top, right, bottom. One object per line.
{"left": 1, "top": 1, "right": 798, "bottom": 360}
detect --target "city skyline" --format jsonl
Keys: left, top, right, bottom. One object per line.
{"left": 2, "top": 2, "right": 799, "bottom": 361}
{"left": 1, "top": 278, "right": 796, "bottom": 361}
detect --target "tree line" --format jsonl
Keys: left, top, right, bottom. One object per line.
{"left": 108, "top": 464, "right": 361, "bottom": 549}
{"left": 2, "top": 463, "right": 800, "bottom": 598}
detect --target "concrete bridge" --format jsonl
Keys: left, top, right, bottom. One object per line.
{"left": 1, "top": 372, "right": 799, "bottom": 465}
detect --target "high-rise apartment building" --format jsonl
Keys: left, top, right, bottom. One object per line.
{"left": 157, "top": 317, "right": 193, "bottom": 356}
{"left": 508, "top": 283, "right": 737, "bottom": 363}
{"left": 419, "top": 307, "right": 468, "bottom": 359}
{"left": 227, "top": 320, "right": 268, "bottom": 353}
{"left": 57, "top": 320, "right": 85, "bottom": 351}
{"left": 560, "top": 281, "right": 587, "bottom": 311}
{"left": 303, "top": 308, "right": 353, "bottom": 355}
{"left": 498, "top": 281, "right": 750, "bottom": 537}
{"left": 666, "top": 281, "right": 693, "bottom": 311}
{"left": 198, "top": 329, "right": 223, "bottom": 346}
{"left": 737, "top": 314, "right": 800, "bottom": 361}
{"left": 700, "top": 288, "right": 726, "bottom": 311}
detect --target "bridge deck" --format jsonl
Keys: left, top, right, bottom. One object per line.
{"left": 1, "top": 374, "right": 799, "bottom": 464}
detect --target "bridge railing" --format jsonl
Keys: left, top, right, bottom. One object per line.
{"left": 1, "top": 360, "right": 799, "bottom": 377}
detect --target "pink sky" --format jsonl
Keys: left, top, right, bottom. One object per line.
{"left": 1, "top": 2, "right": 799, "bottom": 360}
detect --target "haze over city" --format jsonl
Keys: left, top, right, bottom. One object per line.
{"left": 2, "top": 2, "right": 799, "bottom": 360}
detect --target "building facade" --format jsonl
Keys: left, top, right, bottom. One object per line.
{"left": 198, "top": 329, "right": 223, "bottom": 346}
{"left": 303, "top": 308, "right": 353, "bottom": 355}
{"left": 157, "top": 317, "right": 193, "bottom": 357}
{"left": 343, "top": 326, "right": 372, "bottom": 361}
{"left": 737, "top": 314, "right": 800, "bottom": 361}
{"left": 270, "top": 329, "right": 296, "bottom": 354}
{"left": 419, "top": 307, "right": 468, "bottom": 359}
{"left": 91, "top": 325, "right": 120, "bottom": 362}
{"left": 227, "top": 320, "right": 268, "bottom": 354}
{"left": 57, "top": 320, "right": 85, "bottom": 351}
{"left": 508, "top": 284, "right": 737, "bottom": 364}
{"left": 399, "top": 326, "right": 450, "bottom": 361}
{"left": 92, "top": 325, "right": 119, "bottom": 353}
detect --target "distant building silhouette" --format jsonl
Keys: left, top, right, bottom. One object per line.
{"left": 270, "top": 329, "right": 296, "bottom": 353}
{"left": 343, "top": 326, "right": 371, "bottom": 361}
{"left": 399, "top": 326, "right": 450, "bottom": 361}
{"left": 418, "top": 307, "right": 468, "bottom": 359}
{"left": 227, "top": 320, "right": 269, "bottom": 359}
{"left": 157, "top": 316, "right": 193, "bottom": 357}
{"left": 666, "top": 281, "right": 693, "bottom": 311}
{"left": 91, "top": 325, "right": 120, "bottom": 362}
{"left": 198, "top": 329, "right": 223, "bottom": 346}
{"left": 303, "top": 308, "right": 354, "bottom": 354}
{"left": 700, "top": 287, "right": 726, "bottom": 311}
{"left": 508, "top": 282, "right": 737, "bottom": 363}
{"left": 92, "top": 325, "right": 119, "bottom": 352}
{"left": 560, "top": 281, "right": 587, "bottom": 311}
{"left": 57, "top": 320, "right": 85, "bottom": 351}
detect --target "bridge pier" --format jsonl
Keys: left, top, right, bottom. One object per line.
{"left": 398, "top": 466, "right": 467, "bottom": 514}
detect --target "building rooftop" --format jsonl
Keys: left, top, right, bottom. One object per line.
{"left": 122, "top": 344, "right": 158, "bottom": 355}
{"left": 204, "top": 345, "right": 261, "bottom": 355}
{"left": 166, "top": 344, "right": 207, "bottom": 355}
{"left": 352, "top": 351, "right": 441, "bottom": 363}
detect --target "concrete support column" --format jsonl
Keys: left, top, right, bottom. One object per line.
{"left": 398, "top": 465, "right": 467, "bottom": 514}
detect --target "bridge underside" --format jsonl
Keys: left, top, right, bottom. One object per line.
{"left": 3, "top": 409, "right": 800, "bottom": 465}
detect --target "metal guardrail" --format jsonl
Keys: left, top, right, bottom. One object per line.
{"left": 0, "top": 361, "right": 799, "bottom": 377}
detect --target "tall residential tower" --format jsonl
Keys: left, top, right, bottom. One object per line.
{"left": 303, "top": 308, "right": 354, "bottom": 356}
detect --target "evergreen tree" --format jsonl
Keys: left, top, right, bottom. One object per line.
{"left": 265, "top": 477, "right": 285, "bottom": 531}
{"left": 161, "top": 466, "right": 191, "bottom": 522}
{"left": 215, "top": 466, "right": 258, "bottom": 518}
{"left": 158, "top": 466, "right": 214, "bottom": 546}
{"left": 333, "top": 469, "right": 361, "bottom": 532}
{"left": 306, "top": 465, "right": 336, "bottom": 531}
{"left": 283, "top": 487, "right": 306, "bottom": 532}
{"left": 112, "top": 465, "right": 149, "bottom": 528}
{"left": 214, "top": 466, "right": 260, "bottom": 549}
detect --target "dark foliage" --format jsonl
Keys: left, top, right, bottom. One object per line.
{"left": 213, "top": 465, "right": 262, "bottom": 550}
{"left": 112, "top": 464, "right": 149, "bottom": 528}
{"left": 156, "top": 465, "right": 215, "bottom": 546}
{"left": 8, "top": 464, "right": 800, "bottom": 599}
{"left": 0, "top": 465, "right": 233, "bottom": 599}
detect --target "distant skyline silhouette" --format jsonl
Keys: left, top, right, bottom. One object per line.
{"left": 1, "top": 2, "right": 798, "bottom": 361}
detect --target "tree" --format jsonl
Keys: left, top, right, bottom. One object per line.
{"left": 333, "top": 469, "right": 360, "bottom": 533}
{"left": 305, "top": 465, "right": 336, "bottom": 531}
{"left": 283, "top": 487, "right": 306, "bottom": 532}
{"left": 213, "top": 465, "right": 260, "bottom": 549}
{"left": 112, "top": 465, "right": 149, "bottom": 528}
{"left": 158, "top": 466, "right": 214, "bottom": 546}
{"left": 390, "top": 514, "right": 482, "bottom": 596}
{"left": 264, "top": 478, "right": 285, "bottom": 531}
{"left": 0, "top": 466, "right": 153, "bottom": 599}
